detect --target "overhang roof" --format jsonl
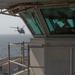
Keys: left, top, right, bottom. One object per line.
{"left": 0, "top": 0, "right": 75, "bottom": 9}
{"left": 0, "top": 0, "right": 49, "bottom": 9}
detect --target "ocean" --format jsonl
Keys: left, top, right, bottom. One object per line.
{"left": 0, "top": 34, "right": 33, "bottom": 58}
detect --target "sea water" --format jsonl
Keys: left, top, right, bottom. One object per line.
{"left": 0, "top": 34, "right": 33, "bottom": 58}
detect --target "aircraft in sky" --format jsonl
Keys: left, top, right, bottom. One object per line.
{"left": 10, "top": 26, "right": 25, "bottom": 34}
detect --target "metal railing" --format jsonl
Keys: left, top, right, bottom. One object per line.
{"left": 8, "top": 41, "right": 30, "bottom": 75}
{"left": 8, "top": 41, "right": 45, "bottom": 75}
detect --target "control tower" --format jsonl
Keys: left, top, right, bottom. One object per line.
{"left": 0, "top": 0, "right": 75, "bottom": 75}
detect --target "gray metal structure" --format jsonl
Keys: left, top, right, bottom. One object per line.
{"left": 0, "top": 0, "right": 74, "bottom": 9}
{"left": 0, "top": 0, "right": 75, "bottom": 75}
{"left": 30, "top": 38, "right": 75, "bottom": 75}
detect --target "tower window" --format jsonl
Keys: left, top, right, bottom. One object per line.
{"left": 41, "top": 7, "right": 75, "bottom": 35}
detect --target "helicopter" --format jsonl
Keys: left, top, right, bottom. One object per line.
{"left": 10, "top": 26, "right": 25, "bottom": 34}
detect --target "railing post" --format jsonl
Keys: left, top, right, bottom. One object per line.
{"left": 8, "top": 42, "right": 10, "bottom": 75}
{"left": 28, "top": 45, "right": 30, "bottom": 75}
{"left": 21, "top": 41, "right": 25, "bottom": 70}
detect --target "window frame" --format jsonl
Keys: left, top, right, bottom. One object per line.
{"left": 39, "top": 5, "right": 75, "bottom": 37}
{"left": 19, "top": 8, "right": 46, "bottom": 38}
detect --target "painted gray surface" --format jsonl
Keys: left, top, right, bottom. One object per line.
{"left": 45, "top": 47, "right": 70, "bottom": 75}
{"left": 30, "top": 48, "right": 45, "bottom": 75}
{"left": 30, "top": 38, "right": 45, "bottom": 75}
{"left": 30, "top": 38, "right": 75, "bottom": 75}
{"left": 73, "top": 48, "right": 75, "bottom": 75}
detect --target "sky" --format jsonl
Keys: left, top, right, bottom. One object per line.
{"left": 0, "top": 14, "right": 31, "bottom": 35}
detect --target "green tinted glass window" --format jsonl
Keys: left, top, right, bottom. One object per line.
{"left": 41, "top": 7, "right": 75, "bottom": 34}
{"left": 20, "top": 11, "right": 44, "bottom": 35}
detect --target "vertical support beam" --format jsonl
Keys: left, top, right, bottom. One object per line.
{"left": 8, "top": 42, "right": 10, "bottom": 75}
{"left": 21, "top": 41, "right": 25, "bottom": 70}
{"left": 28, "top": 45, "right": 30, "bottom": 75}
{"left": 22, "top": 41, "right": 24, "bottom": 64}
{"left": 70, "top": 48, "right": 73, "bottom": 75}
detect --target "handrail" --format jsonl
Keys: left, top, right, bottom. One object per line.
{"left": 8, "top": 41, "right": 29, "bottom": 75}
{"left": 9, "top": 60, "right": 27, "bottom": 67}
{"left": 30, "top": 66, "right": 45, "bottom": 68}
